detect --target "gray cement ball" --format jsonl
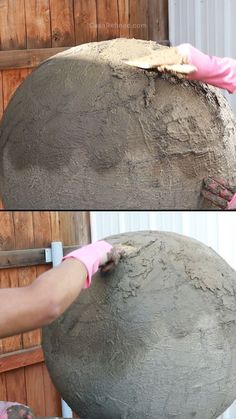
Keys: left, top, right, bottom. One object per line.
{"left": 1, "top": 38, "right": 236, "bottom": 209}
{"left": 42, "top": 231, "right": 236, "bottom": 419}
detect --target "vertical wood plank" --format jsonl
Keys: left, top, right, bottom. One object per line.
{"left": 2, "top": 69, "right": 30, "bottom": 111}
{"left": 12, "top": 212, "right": 40, "bottom": 349}
{"left": 25, "top": 0, "right": 51, "bottom": 48}
{"left": 0, "top": 0, "right": 26, "bottom": 50}
{"left": 25, "top": 363, "right": 46, "bottom": 416}
{"left": 118, "top": 0, "right": 130, "bottom": 38}
{"left": 0, "top": 212, "right": 15, "bottom": 251}
{"left": 33, "top": 211, "right": 51, "bottom": 248}
{"left": 59, "top": 212, "right": 91, "bottom": 246}
{"left": 51, "top": 212, "right": 91, "bottom": 245}
{"left": 76, "top": 212, "right": 91, "bottom": 244}
{"left": 50, "top": 0, "right": 75, "bottom": 47}
{"left": 0, "top": 373, "right": 7, "bottom": 400}
{"left": 50, "top": 212, "right": 61, "bottom": 241}
{"left": 148, "top": 0, "right": 169, "bottom": 41}
{"left": 129, "top": 0, "right": 149, "bottom": 40}
{"left": 5, "top": 368, "right": 27, "bottom": 405}
{"left": 13, "top": 212, "right": 34, "bottom": 250}
{"left": 42, "top": 364, "right": 62, "bottom": 416}
{"left": 96, "top": 0, "right": 119, "bottom": 41}
{"left": 74, "top": 0, "right": 98, "bottom": 44}
{"left": 59, "top": 212, "right": 77, "bottom": 245}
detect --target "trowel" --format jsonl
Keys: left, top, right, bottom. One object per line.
{"left": 124, "top": 50, "right": 197, "bottom": 76}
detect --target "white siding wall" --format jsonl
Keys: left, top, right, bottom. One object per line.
{"left": 168, "top": 0, "right": 236, "bottom": 115}
{"left": 90, "top": 211, "right": 236, "bottom": 418}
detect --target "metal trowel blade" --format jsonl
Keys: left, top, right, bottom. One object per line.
{"left": 124, "top": 55, "right": 161, "bottom": 69}
{"left": 124, "top": 56, "right": 197, "bottom": 75}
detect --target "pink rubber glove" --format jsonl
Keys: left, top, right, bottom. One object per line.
{"left": 202, "top": 177, "right": 236, "bottom": 209}
{"left": 177, "top": 43, "right": 236, "bottom": 93}
{"left": 227, "top": 193, "right": 236, "bottom": 210}
{"left": 0, "top": 402, "right": 33, "bottom": 419}
{"left": 62, "top": 241, "right": 113, "bottom": 288}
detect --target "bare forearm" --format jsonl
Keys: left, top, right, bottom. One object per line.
{"left": 0, "top": 259, "right": 87, "bottom": 338}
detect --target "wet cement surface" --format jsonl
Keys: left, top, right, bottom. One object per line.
{"left": 43, "top": 231, "right": 236, "bottom": 418}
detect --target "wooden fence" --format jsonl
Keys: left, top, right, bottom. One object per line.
{"left": 0, "top": 211, "right": 91, "bottom": 416}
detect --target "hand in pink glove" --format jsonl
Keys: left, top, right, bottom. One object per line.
{"left": 0, "top": 402, "right": 34, "bottom": 419}
{"left": 202, "top": 177, "right": 236, "bottom": 210}
{"left": 63, "top": 241, "right": 124, "bottom": 288}
{"left": 126, "top": 43, "right": 236, "bottom": 93}
{"left": 177, "top": 43, "right": 236, "bottom": 93}
{"left": 228, "top": 193, "right": 236, "bottom": 210}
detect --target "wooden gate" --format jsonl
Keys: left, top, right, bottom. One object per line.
{"left": 0, "top": 211, "right": 91, "bottom": 416}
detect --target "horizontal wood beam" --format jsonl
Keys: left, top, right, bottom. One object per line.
{"left": 0, "top": 41, "right": 170, "bottom": 70}
{"left": 0, "top": 346, "right": 44, "bottom": 373}
{"left": 0, "top": 47, "right": 70, "bottom": 70}
{"left": 0, "top": 245, "right": 79, "bottom": 269}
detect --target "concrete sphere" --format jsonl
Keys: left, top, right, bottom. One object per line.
{"left": 1, "top": 39, "right": 236, "bottom": 209}
{"left": 42, "top": 231, "right": 236, "bottom": 419}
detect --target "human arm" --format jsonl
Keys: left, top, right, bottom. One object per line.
{"left": 0, "top": 241, "right": 121, "bottom": 339}
{"left": 125, "top": 43, "right": 236, "bottom": 93}
{"left": 0, "top": 258, "right": 87, "bottom": 339}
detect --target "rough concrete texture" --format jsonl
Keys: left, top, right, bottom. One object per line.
{"left": 42, "top": 231, "right": 236, "bottom": 419}
{"left": 1, "top": 39, "right": 236, "bottom": 209}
